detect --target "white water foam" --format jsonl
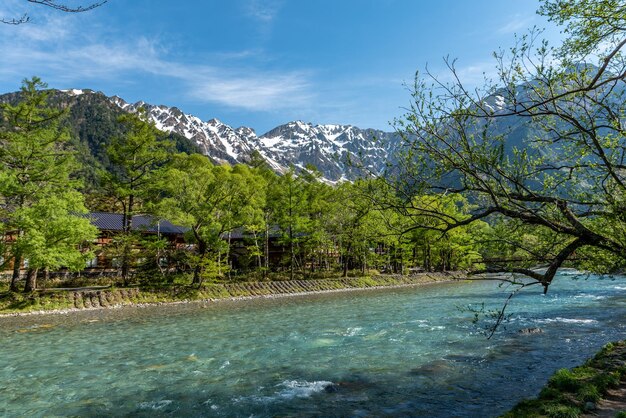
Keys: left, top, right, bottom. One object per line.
{"left": 417, "top": 321, "right": 445, "bottom": 331}
{"left": 558, "top": 269, "right": 586, "bottom": 276}
{"left": 535, "top": 317, "right": 598, "bottom": 324}
{"left": 202, "top": 399, "right": 219, "bottom": 411}
{"left": 342, "top": 327, "right": 363, "bottom": 336}
{"left": 233, "top": 380, "right": 333, "bottom": 405}
{"left": 573, "top": 294, "right": 607, "bottom": 300}
{"left": 139, "top": 400, "right": 173, "bottom": 410}
{"left": 277, "top": 380, "right": 334, "bottom": 399}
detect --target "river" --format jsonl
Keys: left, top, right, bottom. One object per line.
{"left": 0, "top": 272, "right": 624, "bottom": 417}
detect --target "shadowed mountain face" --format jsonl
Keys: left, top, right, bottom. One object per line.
{"left": 0, "top": 89, "right": 202, "bottom": 187}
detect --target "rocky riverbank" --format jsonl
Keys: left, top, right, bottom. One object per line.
{"left": 0, "top": 272, "right": 465, "bottom": 316}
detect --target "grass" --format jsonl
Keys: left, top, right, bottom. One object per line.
{"left": 503, "top": 340, "right": 626, "bottom": 417}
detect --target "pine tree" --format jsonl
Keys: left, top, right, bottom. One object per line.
{"left": 0, "top": 78, "right": 97, "bottom": 291}
{"left": 100, "top": 110, "right": 173, "bottom": 285}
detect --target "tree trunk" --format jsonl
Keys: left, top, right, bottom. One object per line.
{"left": 362, "top": 239, "right": 367, "bottom": 275}
{"left": 121, "top": 194, "right": 134, "bottom": 285}
{"left": 424, "top": 245, "right": 431, "bottom": 272}
{"left": 289, "top": 226, "right": 294, "bottom": 281}
{"left": 10, "top": 253, "right": 22, "bottom": 292}
{"left": 121, "top": 239, "right": 131, "bottom": 286}
{"left": 42, "top": 268, "right": 49, "bottom": 289}
{"left": 23, "top": 268, "right": 38, "bottom": 293}
{"left": 264, "top": 222, "right": 270, "bottom": 279}
{"left": 193, "top": 241, "right": 207, "bottom": 286}
{"left": 253, "top": 232, "right": 262, "bottom": 270}
{"left": 342, "top": 243, "right": 352, "bottom": 277}
{"left": 226, "top": 231, "right": 231, "bottom": 279}
{"left": 193, "top": 263, "right": 202, "bottom": 285}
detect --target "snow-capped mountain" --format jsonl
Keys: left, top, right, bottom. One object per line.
{"left": 107, "top": 94, "right": 401, "bottom": 181}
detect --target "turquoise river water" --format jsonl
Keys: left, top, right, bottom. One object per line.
{"left": 0, "top": 272, "right": 625, "bottom": 417}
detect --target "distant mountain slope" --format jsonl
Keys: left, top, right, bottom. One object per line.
{"left": 110, "top": 94, "right": 402, "bottom": 181}
{"left": 0, "top": 88, "right": 404, "bottom": 182}
{"left": 0, "top": 87, "right": 550, "bottom": 183}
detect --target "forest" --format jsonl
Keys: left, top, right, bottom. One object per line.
{"left": 2, "top": 0, "right": 626, "bottom": 297}
{"left": 0, "top": 78, "right": 491, "bottom": 293}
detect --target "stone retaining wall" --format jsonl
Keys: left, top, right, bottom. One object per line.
{"left": 66, "top": 273, "right": 464, "bottom": 310}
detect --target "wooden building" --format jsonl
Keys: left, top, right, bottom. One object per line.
{"left": 86, "top": 212, "right": 188, "bottom": 270}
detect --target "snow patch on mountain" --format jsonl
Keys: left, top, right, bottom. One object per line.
{"left": 107, "top": 95, "right": 400, "bottom": 181}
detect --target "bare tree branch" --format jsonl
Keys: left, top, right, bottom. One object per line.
{"left": 1, "top": 0, "right": 106, "bottom": 24}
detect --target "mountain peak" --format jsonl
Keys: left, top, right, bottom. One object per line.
{"left": 50, "top": 88, "right": 399, "bottom": 182}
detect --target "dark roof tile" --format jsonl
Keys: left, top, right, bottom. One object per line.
{"left": 86, "top": 212, "right": 187, "bottom": 235}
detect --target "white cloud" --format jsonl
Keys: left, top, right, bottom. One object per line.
{"left": 498, "top": 14, "right": 534, "bottom": 34}
{"left": 0, "top": 12, "right": 314, "bottom": 112}
{"left": 244, "top": 0, "right": 282, "bottom": 23}
{"left": 425, "top": 60, "right": 498, "bottom": 90}
{"left": 455, "top": 61, "right": 498, "bottom": 85}
{"left": 188, "top": 71, "right": 313, "bottom": 111}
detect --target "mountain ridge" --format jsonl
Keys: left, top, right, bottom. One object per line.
{"left": 90, "top": 89, "right": 401, "bottom": 181}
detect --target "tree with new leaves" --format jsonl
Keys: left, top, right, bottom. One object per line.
{"left": 296, "top": 166, "right": 336, "bottom": 275}
{"left": 403, "top": 194, "right": 488, "bottom": 272}
{"left": 153, "top": 154, "right": 266, "bottom": 285}
{"left": 393, "top": 0, "right": 626, "bottom": 293}
{"left": 101, "top": 110, "right": 173, "bottom": 284}
{"left": 329, "top": 180, "right": 382, "bottom": 276}
{"left": 268, "top": 168, "right": 314, "bottom": 280}
{"left": 0, "top": 78, "right": 97, "bottom": 291}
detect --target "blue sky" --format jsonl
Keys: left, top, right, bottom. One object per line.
{"left": 0, "top": 0, "right": 563, "bottom": 134}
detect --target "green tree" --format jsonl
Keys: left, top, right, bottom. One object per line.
{"left": 153, "top": 154, "right": 265, "bottom": 285}
{"left": 13, "top": 192, "right": 97, "bottom": 291}
{"left": 0, "top": 78, "right": 97, "bottom": 291}
{"left": 394, "top": 0, "right": 626, "bottom": 292}
{"left": 268, "top": 168, "right": 315, "bottom": 279}
{"left": 329, "top": 180, "right": 382, "bottom": 276}
{"left": 297, "top": 166, "right": 336, "bottom": 275}
{"left": 403, "top": 194, "right": 488, "bottom": 272}
{"left": 101, "top": 110, "right": 173, "bottom": 284}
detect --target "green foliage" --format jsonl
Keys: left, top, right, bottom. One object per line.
{"left": 0, "top": 78, "right": 97, "bottom": 291}
{"left": 405, "top": 193, "right": 489, "bottom": 271}
{"left": 391, "top": 0, "right": 626, "bottom": 287}
{"left": 100, "top": 109, "right": 173, "bottom": 283}
{"left": 153, "top": 153, "right": 266, "bottom": 284}
{"left": 100, "top": 109, "right": 173, "bottom": 221}
{"left": 540, "top": 403, "right": 580, "bottom": 418}
{"left": 13, "top": 192, "right": 96, "bottom": 272}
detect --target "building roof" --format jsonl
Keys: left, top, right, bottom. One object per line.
{"left": 86, "top": 212, "right": 187, "bottom": 235}
{"left": 226, "top": 225, "right": 285, "bottom": 240}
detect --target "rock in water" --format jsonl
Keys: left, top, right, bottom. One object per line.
{"left": 324, "top": 383, "right": 339, "bottom": 393}
{"left": 518, "top": 327, "right": 544, "bottom": 335}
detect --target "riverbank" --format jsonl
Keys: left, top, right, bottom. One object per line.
{"left": 0, "top": 271, "right": 465, "bottom": 317}
{"left": 503, "top": 340, "right": 626, "bottom": 417}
